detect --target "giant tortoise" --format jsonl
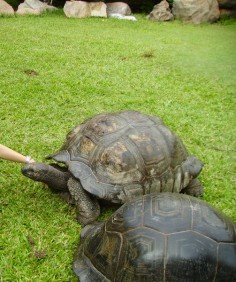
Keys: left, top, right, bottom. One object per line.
{"left": 73, "top": 193, "right": 236, "bottom": 282}
{"left": 22, "top": 110, "right": 203, "bottom": 225}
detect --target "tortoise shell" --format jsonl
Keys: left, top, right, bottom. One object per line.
{"left": 50, "top": 111, "right": 203, "bottom": 203}
{"left": 73, "top": 193, "right": 236, "bottom": 282}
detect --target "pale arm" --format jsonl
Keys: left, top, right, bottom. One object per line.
{"left": 0, "top": 144, "right": 35, "bottom": 163}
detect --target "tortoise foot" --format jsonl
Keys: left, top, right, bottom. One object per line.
{"left": 181, "top": 178, "right": 203, "bottom": 197}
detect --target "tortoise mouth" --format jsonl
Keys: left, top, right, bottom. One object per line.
{"left": 21, "top": 163, "right": 36, "bottom": 178}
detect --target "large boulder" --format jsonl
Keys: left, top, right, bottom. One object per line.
{"left": 64, "top": 1, "right": 107, "bottom": 18}
{"left": 172, "top": 0, "right": 220, "bottom": 24}
{"left": 0, "top": 0, "right": 14, "bottom": 15}
{"left": 16, "top": 0, "right": 56, "bottom": 15}
{"left": 64, "top": 1, "right": 90, "bottom": 18}
{"left": 147, "top": 0, "right": 173, "bottom": 21}
{"left": 106, "top": 2, "right": 132, "bottom": 16}
{"left": 89, "top": 2, "right": 107, "bottom": 17}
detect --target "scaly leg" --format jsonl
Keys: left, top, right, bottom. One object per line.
{"left": 68, "top": 178, "right": 100, "bottom": 226}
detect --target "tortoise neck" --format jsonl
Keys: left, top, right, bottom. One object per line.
{"left": 43, "top": 164, "right": 70, "bottom": 192}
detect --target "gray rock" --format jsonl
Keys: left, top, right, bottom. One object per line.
{"left": 106, "top": 2, "right": 131, "bottom": 16}
{"left": 0, "top": 0, "right": 14, "bottom": 15}
{"left": 89, "top": 2, "right": 107, "bottom": 17}
{"left": 64, "top": 1, "right": 107, "bottom": 18}
{"left": 173, "top": 0, "right": 220, "bottom": 24}
{"left": 25, "top": 0, "right": 46, "bottom": 10}
{"left": 147, "top": 0, "right": 173, "bottom": 21}
{"left": 16, "top": 0, "right": 56, "bottom": 15}
{"left": 64, "top": 1, "right": 90, "bottom": 18}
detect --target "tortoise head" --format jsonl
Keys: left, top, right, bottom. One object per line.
{"left": 21, "top": 162, "right": 51, "bottom": 182}
{"left": 21, "top": 162, "right": 70, "bottom": 192}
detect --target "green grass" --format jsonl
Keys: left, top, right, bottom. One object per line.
{"left": 0, "top": 11, "right": 236, "bottom": 281}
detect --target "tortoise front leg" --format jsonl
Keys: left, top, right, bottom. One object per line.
{"left": 67, "top": 178, "right": 100, "bottom": 226}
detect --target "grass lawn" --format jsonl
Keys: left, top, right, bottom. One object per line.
{"left": 0, "top": 10, "right": 236, "bottom": 281}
